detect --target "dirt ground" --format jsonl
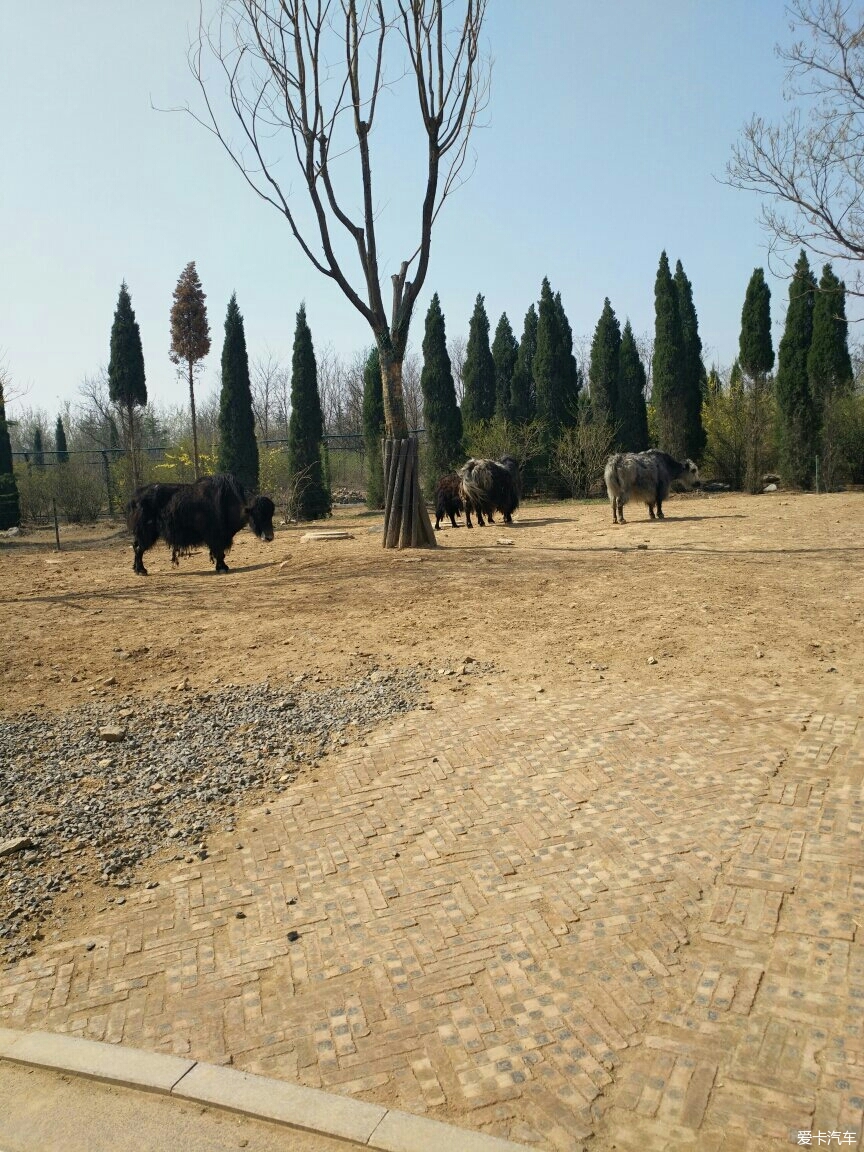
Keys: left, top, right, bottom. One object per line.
{"left": 2, "top": 488, "right": 864, "bottom": 1148}
{"left": 2, "top": 489, "right": 862, "bottom": 717}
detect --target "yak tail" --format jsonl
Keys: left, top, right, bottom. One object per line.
{"left": 606, "top": 454, "right": 622, "bottom": 494}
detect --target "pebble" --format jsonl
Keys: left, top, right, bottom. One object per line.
{"left": 0, "top": 837, "right": 33, "bottom": 858}
{"left": 647, "top": 656, "right": 658, "bottom": 665}
{"left": 98, "top": 725, "right": 126, "bottom": 743}
{"left": 0, "top": 669, "right": 429, "bottom": 965}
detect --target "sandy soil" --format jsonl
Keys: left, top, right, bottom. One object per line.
{"left": 2, "top": 490, "right": 862, "bottom": 719}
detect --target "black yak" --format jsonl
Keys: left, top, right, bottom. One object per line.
{"left": 126, "top": 474, "right": 275, "bottom": 575}
{"left": 434, "top": 473, "right": 464, "bottom": 530}
{"left": 459, "top": 457, "right": 520, "bottom": 528}
{"left": 603, "top": 450, "right": 699, "bottom": 524}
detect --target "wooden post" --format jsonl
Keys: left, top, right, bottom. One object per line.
{"left": 381, "top": 438, "right": 394, "bottom": 547}
{"left": 381, "top": 435, "right": 436, "bottom": 550}
{"left": 52, "top": 498, "right": 61, "bottom": 551}
{"left": 399, "top": 439, "right": 415, "bottom": 549}
{"left": 385, "top": 438, "right": 410, "bottom": 549}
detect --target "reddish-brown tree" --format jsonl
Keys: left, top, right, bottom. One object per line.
{"left": 170, "top": 261, "right": 211, "bottom": 479}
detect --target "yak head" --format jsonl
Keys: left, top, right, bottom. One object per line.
{"left": 681, "top": 459, "right": 700, "bottom": 489}
{"left": 247, "top": 495, "right": 276, "bottom": 542}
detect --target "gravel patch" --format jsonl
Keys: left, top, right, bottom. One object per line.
{"left": 0, "top": 668, "right": 439, "bottom": 966}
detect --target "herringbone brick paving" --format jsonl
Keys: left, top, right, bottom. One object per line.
{"left": 1, "top": 680, "right": 861, "bottom": 1150}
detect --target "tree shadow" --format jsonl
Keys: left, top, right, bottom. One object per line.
{"left": 611, "top": 513, "right": 748, "bottom": 524}
{"left": 508, "top": 516, "right": 575, "bottom": 527}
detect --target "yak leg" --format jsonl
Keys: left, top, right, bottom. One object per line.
{"left": 617, "top": 497, "right": 626, "bottom": 524}
{"left": 655, "top": 499, "right": 664, "bottom": 519}
{"left": 475, "top": 508, "right": 486, "bottom": 526}
{"left": 133, "top": 542, "right": 148, "bottom": 576}
{"left": 464, "top": 504, "right": 473, "bottom": 528}
{"left": 434, "top": 515, "right": 442, "bottom": 531}
{"left": 214, "top": 551, "right": 230, "bottom": 573}
{"left": 647, "top": 503, "right": 656, "bottom": 519}
{"left": 449, "top": 512, "right": 460, "bottom": 528}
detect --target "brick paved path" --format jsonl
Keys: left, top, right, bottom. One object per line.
{"left": 1, "top": 682, "right": 861, "bottom": 1150}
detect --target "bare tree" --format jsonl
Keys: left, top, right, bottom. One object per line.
{"left": 402, "top": 349, "right": 423, "bottom": 430}
{"left": 0, "top": 353, "right": 30, "bottom": 409}
{"left": 728, "top": 0, "right": 864, "bottom": 290}
{"left": 316, "top": 342, "right": 343, "bottom": 434}
{"left": 190, "top": 0, "right": 489, "bottom": 547}
{"left": 251, "top": 351, "right": 285, "bottom": 441}
{"left": 634, "top": 332, "right": 655, "bottom": 399}
{"left": 77, "top": 372, "right": 122, "bottom": 452}
{"left": 447, "top": 333, "right": 467, "bottom": 404}
{"left": 340, "top": 347, "right": 370, "bottom": 436}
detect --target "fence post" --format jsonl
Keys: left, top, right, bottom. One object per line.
{"left": 101, "top": 451, "right": 114, "bottom": 517}
{"left": 52, "top": 498, "right": 61, "bottom": 551}
{"left": 815, "top": 454, "right": 820, "bottom": 495}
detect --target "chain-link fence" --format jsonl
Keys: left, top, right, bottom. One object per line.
{"left": 10, "top": 434, "right": 399, "bottom": 526}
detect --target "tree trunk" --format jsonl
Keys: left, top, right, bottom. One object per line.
{"left": 188, "top": 359, "right": 200, "bottom": 480}
{"left": 126, "top": 402, "right": 140, "bottom": 492}
{"left": 379, "top": 353, "right": 435, "bottom": 549}
{"left": 747, "top": 375, "right": 766, "bottom": 494}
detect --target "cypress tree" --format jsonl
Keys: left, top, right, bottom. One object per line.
{"left": 617, "top": 320, "right": 650, "bottom": 452}
{"left": 739, "top": 267, "right": 775, "bottom": 492}
{"left": 217, "top": 293, "right": 259, "bottom": 492}
{"left": 534, "top": 277, "right": 562, "bottom": 441}
{"left": 510, "top": 304, "right": 538, "bottom": 424}
{"left": 739, "top": 268, "right": 774, "bottom": 381}
{"left": 535, "top": 280, "right": 581, "bottom": 443}
{"left": 808, "top": 264, "right": 853, "bottom": 421}
{"left": 554, "top": 291, "right": 580, "bottom": 427}
{"left": 589, "top": 298, "right": 621, "bottom": 427}
{"left": 674, "top": 260, "right": 707, "bottom": 460}
{"left": 32, "top": 428, "right": 45, "bottom": 467}
{"left": 491, "top": 313, "right": 518, "bottom": 422}
{"left": 775, "top": 250, "right": 818, "bottom": 487}
{"left": 0, "top": 379, "right": 20, "bottom": 529}
{"left": 108, "top": 281, "right": 147, "bottom": 488}
{"left": 706, "top": 366, "right": 722, "bottom": 399}
{"left": 420, "top": 294, "right": 463, "bottom": 493}
{"left": 461, "top": 294, "right": 496, "bottom": 426}
{"left": 288, "top": 304, "right": 331, "bottom": 520}
{"left": 55, "top": 416, "right": 69, "bottom": 463}
{"left": 362, "top": 346, "right": 385, "bottom": 509}
{"left": 652, "top": 251, "right": 688, "bottom": 460}
{"left": 169, "top": 262, "right": 210, "bottom": 479}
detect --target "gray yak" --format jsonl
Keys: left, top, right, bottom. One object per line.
{"left": 604, "top": 449, "right": 699, "bottom": 524}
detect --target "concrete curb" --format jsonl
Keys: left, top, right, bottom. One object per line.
{"left": 0, "top": 1027, "right": 533, "bottom": 1152}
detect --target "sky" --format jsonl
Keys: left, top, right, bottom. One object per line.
{"left": 0, "top": 1, "right": 809, "bottom": 421}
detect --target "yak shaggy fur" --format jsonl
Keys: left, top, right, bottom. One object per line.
{"left": 434, "top": 472, "right": 464, "bottom": 530}
{"left": 604, "top": 449, "right": 699, "bottom": 524}
{"left": 458, "top": 457, "right": 521, "bottom": 528}
{"left": 126, "top": 473, "right": 275, "bottom": 575}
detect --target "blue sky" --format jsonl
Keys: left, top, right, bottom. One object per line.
{"left": 1, "top": 1, "right": 802, "bottom": 418}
